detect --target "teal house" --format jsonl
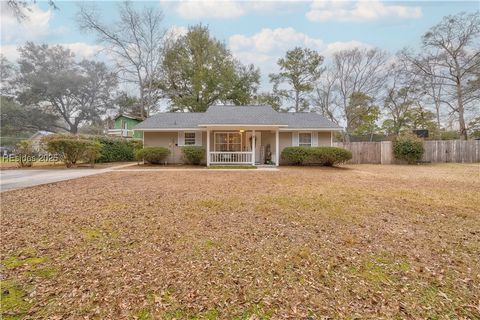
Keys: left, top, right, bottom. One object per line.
{"left": 107, "top": 114, "right": 144, "bottom": 139}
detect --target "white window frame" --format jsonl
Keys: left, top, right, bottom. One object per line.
{"left": 214, "top": 132, "right": 242, "bottom": 152}
{"left": 299, "top": 132, "right": 312, "bottom": 147}
{"left": 184, "top": 132, "right": 196, "bottom": 145}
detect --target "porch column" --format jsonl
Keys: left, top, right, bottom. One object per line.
{"left": 206, "top": 128, "right": 210, "bottom": 166}
{"left": 252, "top": 129, "right": 256, "bottom": 165}
{"left": 275, "top": 128, "right": 280, "bottom": 166}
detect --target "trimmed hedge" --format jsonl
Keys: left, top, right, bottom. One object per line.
{"left": 93, "top": 136, "right": 140, "bottom": 163}
{"left": 181, "top": 146, "right": 205, "bottom": 165}
{"left": 281, "top": 146, "right": 352, "bottom": 166}
{"left": 42, "top": 134, "right": 102, "bottom": 167}
{"left": 393, "top": 134, "right": 424, "bottom": 164}
{"left": 135, "top": 147, "right": 170, "bottom": 164}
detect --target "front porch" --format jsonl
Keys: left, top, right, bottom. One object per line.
{"left": 206, "top": 127, "right": 280, "bottom": 166}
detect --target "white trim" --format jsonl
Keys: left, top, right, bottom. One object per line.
{"left": 184, "top": 131, "right": 197, "bottom": 146}
{"left": 198, "top": 124, "right": 288, "bottom": 127}
{"left": 298, "top": 131, "right": 312, "bottom": 147}
{"left": 275, "top": 129, "right": 279, "bottom": 167}
{"left": 279, "top": 128, "right": 342, "bottom": 131}
{"left": 207, "top": 129, "right": 211, "bottom": 166}
{"left": 292, "top": 132, "right": 299, "bottom": 146}
{"left": 137, "top": 127, "right": 341, "bottom": 132}
{"left": 252, "top": 129, "right": 256, "bottom": 165}
{"left": 136, "top": 128, "right": 207, "bottom": 132}
{"left": 312, "top": 131, "right": 318, "bottom": 147}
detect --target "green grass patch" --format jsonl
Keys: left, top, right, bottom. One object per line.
{"left": 233, "top": 304, "right": 273, "bottom": 320}
{"left": 0, "top": 280, "right": 31, "bottom": 319}
{"left": 28, "top": 266, "right": 58, "bottom": 278}
{"left": 208, "top": 165, "right": 257, "bottom": 169}
{"left": 2, "top": 256, "right": 47, "bottom": 270}
{"left": 135, "top": 309, "right": 152, "bottom": 320}
{"left": 82, "top": 228, "right": 103, "bottom": 240}
{"left": 351, "top": 254, "right": 411, "bottom": 285}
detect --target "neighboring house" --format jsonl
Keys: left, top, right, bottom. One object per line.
{"left": 134, "top": 105, "right": 341, "bottom": 166}
{"left": 107, "top": 114, "right": 144, "bottom": 139}
{"left": 29, "top": 130, "right": 54, "bottom": 154}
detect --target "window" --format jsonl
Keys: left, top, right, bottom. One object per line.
{"left": 184, "top": 132, "right": 196, "bottom": 145}
{"left": 215, "top": 132, "right": 242, "bottom": 151}
{"left": 299, "top": 132, "right": 312, "bottom": 147}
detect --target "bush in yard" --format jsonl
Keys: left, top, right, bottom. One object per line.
{"left": 93, "top": 136, "right": 138, "bottom": 163}
{"left": 135, "top": 147, "right": 170, "bottom": 164}
{"left": 15, "top": 140, "right": 36, "bottom": 167}
{"left": 281, "top": 147, "right": 312, "bottom": 165}
{"left": 281, "top": 146, "right": 352, "bottom": 166}
{"left": 309, "top": 147, "right": 352, "bottom": 166}
{"left": 182, "top": 146, "right": 205, "bottom": 165}
{"left": 42, "top": 134, "right": 102, "bottom": 167}
{"left": 393, "top": 133, "right": 424, "bottom": 164}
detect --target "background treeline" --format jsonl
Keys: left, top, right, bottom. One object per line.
{"left": 1, "top": 2, "right": 479, "bottom": 147}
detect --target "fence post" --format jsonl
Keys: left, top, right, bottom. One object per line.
{"left": 381, "top": 141, "right": 392, "bottom": 164}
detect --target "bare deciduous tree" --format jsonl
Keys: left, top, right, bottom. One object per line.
{"left": 5, "top": 0, "right": 57, "bottom": 21}
{"left": 330, "top": 47, "right": 390, "bottom": 140}
{"left": 403, "top": 12, "right": 480, "bottom": 139}
{"left": 78, "top": 1, "right": 166, "bottom": 118}
{"left": 311, "top": 65, "right": 339, "bottom": 124}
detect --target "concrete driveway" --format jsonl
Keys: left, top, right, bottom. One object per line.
{"left": 0, "top": 163, "right": 135, "bottom": 192}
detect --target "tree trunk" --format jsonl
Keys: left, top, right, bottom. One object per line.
{"left": 455, "top": 80, "right": 467, "bottom": 140}
{"left": 69, "top": 124, "right": 78, "bottom": 134}
{"left": 453, "top": 60, "right": 468, "bottom": 140}
{"left": 295, "top": 90, "right": 299, "bottom": 112}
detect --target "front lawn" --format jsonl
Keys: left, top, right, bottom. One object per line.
{"left": 1, "top": 164, "right": 479, "bottom": 318}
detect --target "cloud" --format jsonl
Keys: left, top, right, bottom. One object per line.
{"left": 228, "top": 27, "right": 372, "bottom": 90}
{"left": 230, "top": 27, "right": 324, "bottom": 54}
{"left": 324, "top": 40, "right": 373, "bottom": 55}
{"left": 306, "top": 0, "right": 422, "bottom": 22}
{"left": 0, "top": 3, "right": 56, "bottom": 42}
{"left": 166, "top": 0, "right": 296, "bottom": 19}
{"left": 1, "top": 43, "right": 104, "bottom": 62}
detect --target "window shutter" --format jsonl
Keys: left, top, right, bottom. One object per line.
{"left": 178, "top": 131, "right": 184, "bottom": 146}
{"left": 195, "top": 131, "right": 202, "bottom": 146}
{"left": 292, "top": 132, "right": 299, "bottom": 146}
{"left": 312, "top": 132, "right": 318, "bottom": 146}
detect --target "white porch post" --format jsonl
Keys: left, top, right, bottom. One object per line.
{"left": 275, "top": 128, "right": 280, "bottom": 166}
{"left": 252, "top": 129, "right": 256, "bottom": 165}
{"left": 206, "top": 128, "right": 210, "bottom": 166}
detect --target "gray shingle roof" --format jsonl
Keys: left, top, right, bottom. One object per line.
{"left": 134, "top": 105, "right": 340, "bottom": 130}
{"left": 200, "top": 105, "right": 286, "bottom": 125}
{"left": 134, "top": 112, "right": 204, "bottom": 129}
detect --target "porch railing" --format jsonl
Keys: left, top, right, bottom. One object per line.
{"left": 209, "top": 152, "right": 253, "bottom": 164}
{"left": 107, "top": 128, "right": 133, "bottom": 137}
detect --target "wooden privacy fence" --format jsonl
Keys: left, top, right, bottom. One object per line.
{"left": 333, "top": 140, "right": 480, "bottom": 164}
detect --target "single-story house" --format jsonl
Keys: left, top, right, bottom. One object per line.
{"left": 134, "top": 105, "right": 341, "bottom": 166}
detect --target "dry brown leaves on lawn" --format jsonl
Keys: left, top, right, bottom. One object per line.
{"left": 1, "top": 164, "right": 479, "bottom": 319}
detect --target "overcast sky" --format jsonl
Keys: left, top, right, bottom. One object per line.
{"left": 1, "top": 0, "right": 478, "bottom": 91}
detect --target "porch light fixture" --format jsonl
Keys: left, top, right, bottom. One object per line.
{"left": 239, "top": 129, "right": 245, "bottom": 133}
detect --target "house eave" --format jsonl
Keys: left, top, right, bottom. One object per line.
{"left": 198, "top": 124, "right": 289, "bottom": 127}
{"left": 279, "top": 127, "right": 342, "bottom": 131}
{"left": 134, "top": 128, "right": 206, "bottom": 132}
